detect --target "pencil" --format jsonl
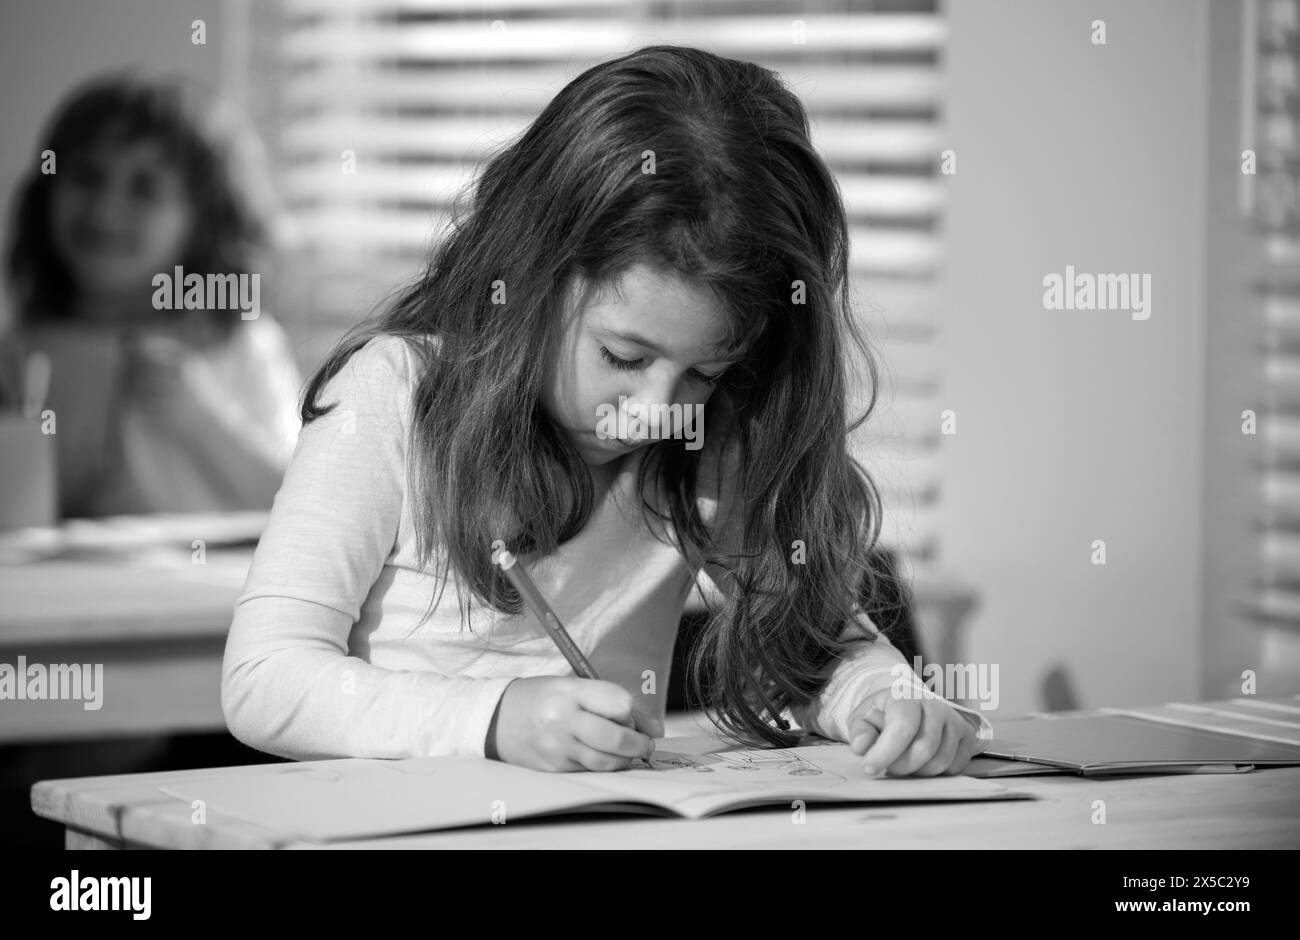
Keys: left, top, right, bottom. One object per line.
{"left": 491, "top": 545, "right": 599, "bottom": 680}
{"left": 491, "top": 544, "right": 656, "bottom": 765}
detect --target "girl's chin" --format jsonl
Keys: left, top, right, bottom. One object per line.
{"left": 574, "top": 434, "right": 641, "bottom": 465}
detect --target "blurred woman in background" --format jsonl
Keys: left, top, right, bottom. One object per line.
{"left": 1, "top": 70, "right": 302, "bottom": 518}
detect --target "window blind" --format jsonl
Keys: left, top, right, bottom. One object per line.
{"left": 1259, "top": 289, "right": 1300, "bottom": 624}
{"left": 1247, "top": 0, "right": 1300, "bottom": 628}
{"left": 243, "top": 0, "right": 950, "bottom": 564}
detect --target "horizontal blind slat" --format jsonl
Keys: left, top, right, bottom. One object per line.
{"left": 285, "top": 0, "right": 626, "bottom": 11}
{"left": 279, "top": 116, "right": 944, "bottom": 164}
{"left": 283, "top": 16, "right": 946, "bottom": 60}
{"left": 849, "top": 229, "right": 943, "bottom": 276}
{"left": 1249, "top": 588, "right": 1300, "bottom": 624}
{"left": 282, "top": 164, "right": 943, "bottom": 219}
{"left": 1263, "top": 470, "right": 1300, "bottom": 515}
{"left": 1262, "top": 529, "right": 1300, "bottom": 578}
{"left": 284, "top": 0, "right": 937, "bottom": 11}
{"left": 281, "top": 64, "right": 944, "bottom": 110}
{"left": 1264, "top": 350, "right": 1300, "bottom": 403}
{"left": 1263, "top": 412, "right": 1300, "bottom": 458}
{"left": 1265, "top": 295, "right": 1300, "bottom": 336}
{"left": 287, "top": 207, "right": 944, "bottom": 271}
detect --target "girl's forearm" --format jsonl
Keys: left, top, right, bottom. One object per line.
{"left": 224, "top": 595, "right": 517, "bottom": 760}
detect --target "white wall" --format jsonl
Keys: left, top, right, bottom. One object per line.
{"left": 940, "top": 0, "right": 1209, "bottom": 714}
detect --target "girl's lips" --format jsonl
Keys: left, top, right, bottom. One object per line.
{"left": 583, "top": 430, "right": 637, "bottom": 450}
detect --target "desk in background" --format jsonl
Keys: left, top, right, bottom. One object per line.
{"left": 0, "top": 512, "right": 262, "bottom": 743}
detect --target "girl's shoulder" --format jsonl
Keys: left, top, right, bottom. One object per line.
{"left": 348, "top": 331, "right": 440, "bottom": 378}
{"left": 322, "top": 331, "right": 440, "bottom": 413}
{"left": 362, "top": 330, "right": 440, "bottom": 356}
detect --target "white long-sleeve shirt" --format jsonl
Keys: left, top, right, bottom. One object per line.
{"left": 221, "top": 334, "right": 992, "bottom": 761}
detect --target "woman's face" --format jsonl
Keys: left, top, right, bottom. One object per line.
{"left": 49, "top": 132, "right": 194, "bottom": 302}
{"left": 541, "top": 263, "right": 743, "bottom": 467}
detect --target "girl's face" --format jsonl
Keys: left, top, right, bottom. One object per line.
{"left": 49, "top": 132, "right": 194, "bottom": 302}
{"left": 542, "top": 263, "right": 743, "bottom": 467}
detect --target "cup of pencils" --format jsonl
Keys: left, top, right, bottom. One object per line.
{"left": 0, "top": 344, "right": 57, "bottom": 531}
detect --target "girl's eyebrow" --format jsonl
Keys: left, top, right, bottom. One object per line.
{"left": 598, "top": 327, "right": 741, "bottom": 364}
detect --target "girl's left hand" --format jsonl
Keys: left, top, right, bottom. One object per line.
{"left": 846, "top": 686, "right": 981, "bottom": 777}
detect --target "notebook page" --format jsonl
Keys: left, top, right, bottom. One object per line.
{"left": 159, "top": 757, "right": 658, "bottom": 842}
{"left": 575, "top": 744, "right": 1020, "bottom": 818}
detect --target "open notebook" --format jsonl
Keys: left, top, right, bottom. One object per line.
{"left": 975, "top": 694, "right": 1300, "bottom": 776}
{"left": 159, "top": 742, "right": 1027, "bottom": 843}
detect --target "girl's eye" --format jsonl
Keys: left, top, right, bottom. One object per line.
{"left": 600, "top": 346, "right": 725, "bottom": 385}
{"left": 599, "top": 347, "right": 644, "bottom": 371}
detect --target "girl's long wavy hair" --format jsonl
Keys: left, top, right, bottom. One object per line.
{"left": 303, "top": 44, "right": 900, "bottom": 748}
{"left": 5, "top": 70, "right": 281, "bottom": 338}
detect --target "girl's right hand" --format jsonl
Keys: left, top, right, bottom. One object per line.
{"left": 489, "top": 677, "right": 661, "bottom": 772}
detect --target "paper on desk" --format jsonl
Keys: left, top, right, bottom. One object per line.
{"left": 961, "top": 757, "right": 1073, "bottom": 778}
{"left": 159, "top": 745, "right": 1027, "bottom": 843}
{"left": 1098, "top": 701, "right": 1300, "bottom": 747}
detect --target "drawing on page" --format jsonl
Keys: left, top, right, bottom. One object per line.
{"left": 633, "top": 748, "right": 845, "bottom": 786}
{"left": 714, "top": 748, "right": 834, "bottom": 779}
{"left": 633, "top": 753, "right": 716, "bottom": 772}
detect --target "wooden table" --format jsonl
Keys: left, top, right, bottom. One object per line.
{"left": 0, "top": 529, "right": 254, "bottom": 743}
{"left": 30, "top": 712, "right": 1300, "bottom": 849}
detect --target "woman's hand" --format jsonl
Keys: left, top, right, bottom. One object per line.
{"left": 120, "top": 331, "right": 226, "bottom": 428}
{"left": 488, "top": 677, "right": 662, "bottom": 772}
{"left": 846, "top": 686, "right": 982, "bottom": 777}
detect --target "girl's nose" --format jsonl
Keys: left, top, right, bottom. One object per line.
{"left": 620, "top": 381, "right": 690, "bottom": 441}
{"left": 626, "top": 374, "right": 679, "bottom": 412}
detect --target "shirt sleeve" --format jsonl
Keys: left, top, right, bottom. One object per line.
{"left": 785, "top": 615, "right": 994, "bottom": 748}
{"left": 220, "top": 335, "right": 515, "bottom": 761}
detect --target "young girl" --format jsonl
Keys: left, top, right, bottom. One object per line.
{"left": 1, "top": 71, "right": 302, "bottom": 518}
{"left": 222, "top": 45, "right": 992, "bottom": 776}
